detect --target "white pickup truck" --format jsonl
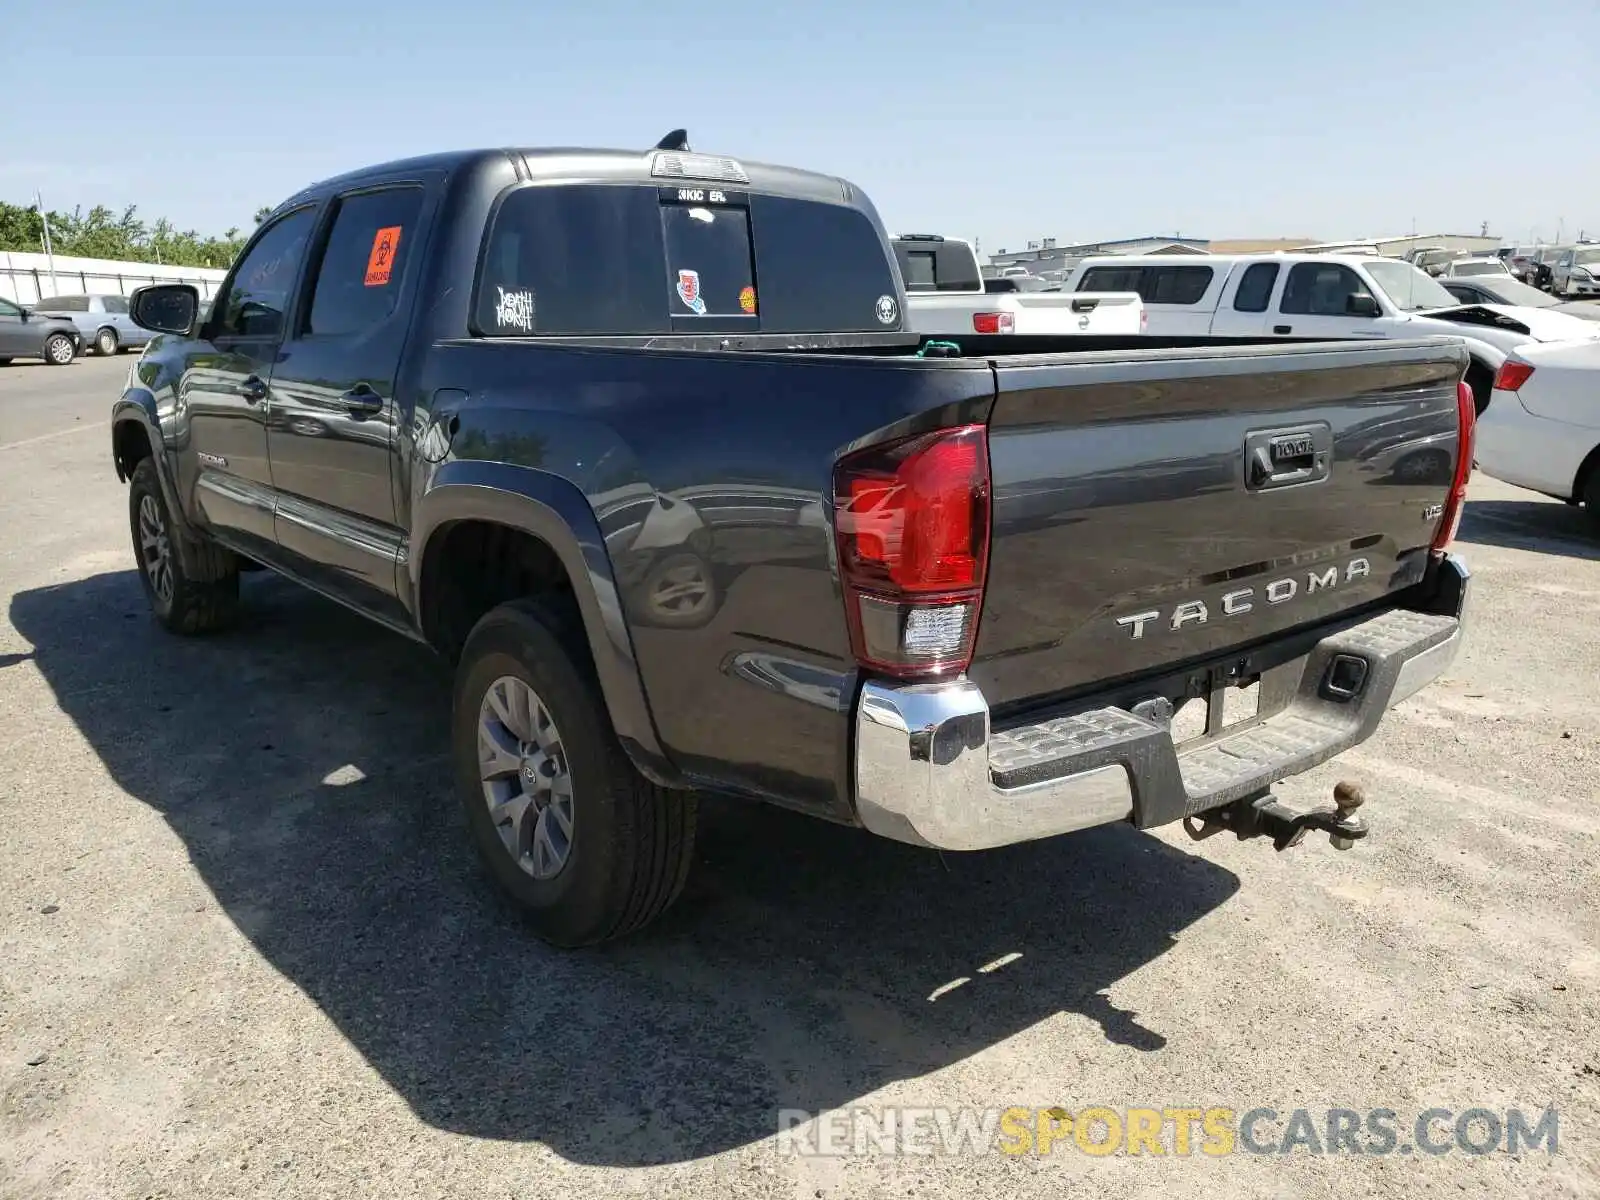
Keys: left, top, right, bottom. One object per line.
{"left": 891, "top": 235, "right": 1143, "bottom": 336}
{"left": 1064, "top": 252, "right": 1600, "bottom": 411}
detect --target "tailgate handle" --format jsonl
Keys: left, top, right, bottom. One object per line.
{"left": 1070, "top": 298, "right": 1100, "bottom": 313}
{"left": 1245, "top": 424, "right": 1332, "bottom": 491}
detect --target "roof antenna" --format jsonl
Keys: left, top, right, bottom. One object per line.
{"left": 655, "top": 129, "right": 690, "bottom": 152}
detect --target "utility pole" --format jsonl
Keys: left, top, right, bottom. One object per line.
{"left": 34, "top": 191, "right": 58, "bottom": 296}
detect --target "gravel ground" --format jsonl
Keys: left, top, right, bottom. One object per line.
{"left": 1, "top": 355, "right": 1596, "bottom": 1199}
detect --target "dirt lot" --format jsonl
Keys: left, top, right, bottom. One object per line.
{"left": 1, "top": 355, "right": 1596, "bottom": 1199}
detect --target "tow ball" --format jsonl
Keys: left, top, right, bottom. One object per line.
{"left": 1184, "top": 781, "right": 1369, "bottom": 852}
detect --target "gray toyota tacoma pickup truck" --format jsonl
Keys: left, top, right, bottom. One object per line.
{"left": 112, "top": 134, "right": 1473, "bottom": 946}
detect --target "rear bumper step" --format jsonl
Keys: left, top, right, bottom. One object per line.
{"left": 852, "top": 555, "right": 1469, "bottom": 851}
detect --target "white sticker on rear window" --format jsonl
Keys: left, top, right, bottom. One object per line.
{"left": 875, "top": 294, "right": 898, "bottom": 325}
{"left": 676, "top": 269, "right": 707, "bottom": 315}
{"left": 495, "top": 287, "right": 535, "bottom": 332}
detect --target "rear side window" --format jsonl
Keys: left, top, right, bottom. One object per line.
{"left": 1232, "top": 262, "right": 1280, "bottom": 312}
{"left": 39, "top": 295, "right": 88, "bottom": 311}
{"left": 475, "top": 184, "right": 901, "bottom": 336}
{"left": 305, "top": 187, "right": 424, "bottom": 338}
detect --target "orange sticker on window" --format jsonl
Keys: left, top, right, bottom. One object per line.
{"left": 364, "top": 226, "right": 402, "bottom": 287}
{"left": 739, "top": 285, "right": 757, "bottom": 314}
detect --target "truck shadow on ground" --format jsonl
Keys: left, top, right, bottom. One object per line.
{"left": 1458, "top": 499, "right": 1599, "bottom": 562}
{"left": 11, "top": 571, "right": 1239, "bottom": 1167}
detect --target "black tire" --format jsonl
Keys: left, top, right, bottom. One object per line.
{"left": 128, "top": 458, "right": 240, "bottom": 634}
{"left": 42, "top": 332, "right": 75, "bottom": 366}
{"left": 1583, "top": 467, "right": 1600, "bottom": 536}
{"left": 1465, "top": 361, "right": 1495, "bottom": 418}
{"left": 452, "top": 600, "right": 697, "bottom": 947}
{"left": 94, "top": 327, "right": 118, "bottom": 357}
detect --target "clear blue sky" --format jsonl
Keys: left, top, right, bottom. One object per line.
{"left": 6, "top": 0, "right": 1597, "bottom": 251}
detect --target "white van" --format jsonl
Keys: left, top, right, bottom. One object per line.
{"left": 1062, "top": 253, "right": 1600, "bottom": 408}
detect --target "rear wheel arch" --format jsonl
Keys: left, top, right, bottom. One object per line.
{"left": 412, "top": 467, "right": 681, "bottom": 787}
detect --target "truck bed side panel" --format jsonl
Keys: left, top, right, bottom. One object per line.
{"left": 972, "top": 341, "right": 1468, "bottom": 712}
{"left": 422, "top": 342, "right": 995, "bottom": 816}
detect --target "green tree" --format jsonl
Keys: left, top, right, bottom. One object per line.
{"left": 0, "top": 198, "right": 256, "bottom": 270}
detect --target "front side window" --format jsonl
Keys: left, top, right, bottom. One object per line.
{"left": 101, "top": 295, "right": 129, "bottom": 314}
{"left": 214, "top": 207, "right": 317, "bottom": 339}
{"left": 1232, "top": 262, "right": 1280, "bottom": 312}
{"left": 1280, "top": 263, "right": 1375, "bottom": 316}
{"left": 0, "top": 298, "right": 20, "bottom": 317}
{"left": 305, "top": 187, "right": 424, "bottom": 338}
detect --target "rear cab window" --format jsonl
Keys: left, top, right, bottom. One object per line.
{"left": 890, "top": 238, "right": 982, "bottom": 292}
{"left": 475, "top": 183, "right": 903, "bottom": 337}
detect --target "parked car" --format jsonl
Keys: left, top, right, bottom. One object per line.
{"left": 1442, "top": 257, "right": 1511, "bottom": 278}
{"left": 114, "top": 138, "right": 1470, "bottom": 947}
{"left": 1476, "top": 339, "right": 1600, "bottom": 529}
{"left": 0, "top": 296, "right": 81, "bottom": 365}
{"left": 1502, "top": 246, "right": 1541, "bottom": 284}
{"left": 1438, "top": 276, "right": 1600, "bottom": 321}
{"left": 1528, "top": 246, "right": 1568, "bottom": 292}
{"left": 1066, "top": 252, "right": 1600, "bottom": 411}
{"left": 891, "top": 235, "right": 1142, "bottom": 335}
{"left": 1406, "top": 247, "right": 1467, "bottom": 276}
{"left": 31, "top": 293, "right": 153, "bottom": 357}
{"left": 1550, "top": 246, "right": 1600, "bottom": 298}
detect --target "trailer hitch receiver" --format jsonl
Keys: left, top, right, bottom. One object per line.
{"left": 1185, "top": 781, "right": 1369, "bottom": 851}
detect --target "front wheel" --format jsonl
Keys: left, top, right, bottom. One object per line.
{"left": 95, "top": 328, "right": 118, "bottom": 356}
{"left": 452, "top": 600, "right": 697, "bottom": 947}
{"left": 43, "top": 333, "right": 75, "bottom": 366}
{"left": 128, "top": 458, "right": 240, "bottom": 634}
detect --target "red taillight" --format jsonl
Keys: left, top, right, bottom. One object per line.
{"left": 1433, "top": 378, "right": 1476, "bottom": 552}
{"left": 834, "top": 425, "right": 991, "bottom": 678}
{"left": 972, "top": 311, "right": 1015, "bottom": 334}
{"left": 1493, "top": 359, "right": 1534, "bottom": 392}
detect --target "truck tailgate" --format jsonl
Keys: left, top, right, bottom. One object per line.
{"left": 970, "top": 340, "right": 1468, "bottom": 711}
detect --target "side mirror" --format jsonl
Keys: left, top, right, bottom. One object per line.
{"left": 1346, "top": 294, "right": 1382, "bottom": 318}
{"left": 131, "top": 283, "right": 199, "bottom": 335}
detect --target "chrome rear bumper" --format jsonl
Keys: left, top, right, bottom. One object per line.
{"left": 853, "top": 555, "right": 1469, "bottom": 851}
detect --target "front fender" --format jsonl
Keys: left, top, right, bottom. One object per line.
{"left": 111, "top": 387, "right": 198, "bottom": 537}
{"left": 409, "top": 459, "right": 681, "bottom": 788}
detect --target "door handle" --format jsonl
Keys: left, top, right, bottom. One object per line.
{"left": 338, "top": 385, "right": 384, "bottom": 420}
{"left": 237, "top": 375, "right": 267, "bottom": 403}
{"left": 1273, "top": 324, "right": 1292, "bottom": 334}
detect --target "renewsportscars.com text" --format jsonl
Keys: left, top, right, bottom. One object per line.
{"left": 776, "top": 1105, "right": 1560, "bottom": 1158}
